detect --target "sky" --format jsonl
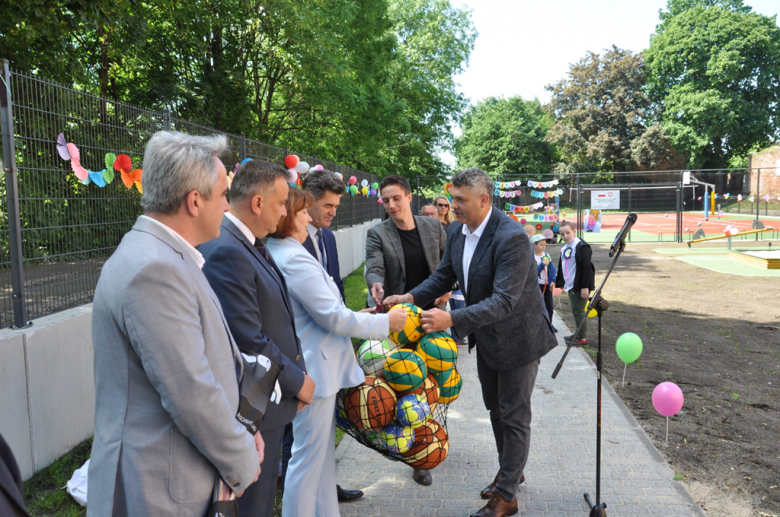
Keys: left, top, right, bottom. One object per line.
{"left": 441, "top": 0, "right": 780, "bottom": 166}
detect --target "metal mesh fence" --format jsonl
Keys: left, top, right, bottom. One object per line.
{"left": 0, "top": 61, "right": 379, "bottom": 328}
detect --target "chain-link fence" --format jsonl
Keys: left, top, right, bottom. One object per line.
{"left": 0, "top": 60, "right": 379, "bottom": 328}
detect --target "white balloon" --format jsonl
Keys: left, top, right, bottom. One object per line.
{"left": 295, "top": 161, "right": 309, "bottom": 173}
{"left": 361, "top": 179, "right": 369, "bottom": 187}
{"left": 288, "top": 168, "right": 298, "bottom": 183}
{"left": 336, "top": 172, "right": 343, "bottom": 180}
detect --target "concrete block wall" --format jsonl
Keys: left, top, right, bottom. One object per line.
{"left": 0, "top": 219, "right": 378, "bottom": 480}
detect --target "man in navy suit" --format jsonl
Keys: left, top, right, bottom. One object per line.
{"left": 201, "top": 159, "right": 316, "bottom": 517}
{"left": 278, "top": 170, "right": 364, "bottom": 503}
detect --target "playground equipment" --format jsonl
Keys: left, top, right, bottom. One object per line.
{"left": 687, "top": 227, "right": 776, "bottom": 249}
{"left": 729, "top": 250, "right": 780, "bottom": 269}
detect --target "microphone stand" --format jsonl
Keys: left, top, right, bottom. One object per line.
{"left": 551, "top": 214, "right": 636, "bottom": 517}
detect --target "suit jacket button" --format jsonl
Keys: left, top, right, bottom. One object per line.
{"left": 227, "top": 475, "right": 239, "bottom": 487}
{"left": 296, "top": 355, "right": 300, "bottom": 361}
{"left": 330, "top": 276, "right": 334, "bottom": 281}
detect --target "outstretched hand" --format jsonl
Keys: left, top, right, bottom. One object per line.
{"left": 420, "top": 308, "right": 453, "bottom": 334}
{"left": 382, "top": 293, "right": 414, "bottom": 310}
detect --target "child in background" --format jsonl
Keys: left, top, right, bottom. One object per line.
{"left": 531, "top": 234, "right": 557, "bottom": 333}
{"left": 555, "top": 221, "right": 595, "bottom": 346}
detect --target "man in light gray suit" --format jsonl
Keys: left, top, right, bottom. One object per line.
{"left": 385, "top": 169, "right": 557, "bottom": 517}
{"left": 364, "top": 174, "right": 448, "bottom": 486}
{"left": 89, "top": 132, "right": 262, "bottom": 516}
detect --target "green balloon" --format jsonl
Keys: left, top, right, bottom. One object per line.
{"left": 349, "top": 184, "right": 358, "bottom": 195}
{"left": 371, "top": 182, "right": 379, "bottom": 190}
{"left": 615, "top": 332, "right": 643, "bottom": 363}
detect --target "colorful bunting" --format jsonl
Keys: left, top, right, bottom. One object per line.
{"left": 526, "top": 179, "right": 559, "bottom": 189}
{"left": 530, "top": 188, "right": 564, "bottom": 199}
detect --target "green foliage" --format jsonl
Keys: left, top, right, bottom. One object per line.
{"left": 455, "top": 96, "right": 557, "bottom": 175}
{"left": 0, "top": 0, "right": 475, "bottom": 179}
{"left": 545, "top": 46, "right": 678, "bottom": 173}
{"left": 24, "top": 438, "right": 91, "bottom": 517}
{"left": 646, "top": 0, "right": 780, "bottom": 168}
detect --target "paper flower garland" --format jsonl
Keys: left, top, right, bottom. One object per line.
{"left": 56, "top": 133, "right": 142, "bottom": 192}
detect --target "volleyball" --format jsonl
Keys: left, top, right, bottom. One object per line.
{"left": 381, "top": 423, "right": 415, "bottom": 454}
{"left": 388, "top": 303, "right": 424, "bottom": 345}
{"left": 344, "top": 377, "right": 397, "bottom": 430}
{"left": 401, "top": 419, "right": 449, "bottom": 470}
{"left": 383, "top": 350, "right": 428, "bottom": 393}
{"left": 417, "top": 331, "right": 458, "bottom": 373}
{"left": 432, "top": 367, "right": 453, "bottom": 387}
{"left": 439, "top": 368, "right": 462, "bottom": 404}
{"left": 356, "top": 338, "right": 399, "bottom": 378}
{"left": 396, "top": 393, "right": 431, "bottom": 428}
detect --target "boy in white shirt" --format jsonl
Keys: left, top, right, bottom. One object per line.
{"left": 555, "top": 222, "right": 595, "bottom": 346}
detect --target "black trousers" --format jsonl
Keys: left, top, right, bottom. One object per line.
{"left": 476, "top": 347, "right": 540, "bottom": 502}
{"left": 238, "top": 425, "right": 284, "bottom": 517}
{"left": 539, "top": 283, "right": 554, "bottom": 321}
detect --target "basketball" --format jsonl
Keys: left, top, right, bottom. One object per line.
{"left": 356, "top": 338, "right": 399, "bottom": 378}
{"left": 344, "top": 376, "right": 397, "bottom": 430}
{"left": 383, "top": 350, "right": 428, "bottom": 393}
{"left": 388, "top": 303, "right": 424, "bottom": 345}
{"left": 381, "top": 422, "right": 415, "bottom": 454}
{"left": 439, "top": 368, "right": 462, "bottom": 404}
{"left": 401, "top": 419, "right": 449, "bottom": 470}
{"left": 417, "top": 331, "right": 458, "bottom": 373}
{"left": 396, "top": 393, "right": 430, "bottom": 428}
{"left": 402, "top": 374, "right": 440, "bottom": 413}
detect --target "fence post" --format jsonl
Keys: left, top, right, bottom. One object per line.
{"left": 240, "top": 134, "right": 246, "bottom": 161}
{"left": 756, "top": 169, "right": 760, "bottom": 241}
{"left": 0, "top": 60, "right": 30, "bottom": 328}
{"left": 627, "top": 185, "right": 632, "bottom": 243}
{"left": 576, "top": 175, "right": 582, "bottom": 240}
{"left": 676, "top": 183, "right": 682, "bottom": 243}
{"left": 162, "top": 109, "right": 171, "bottom": 131}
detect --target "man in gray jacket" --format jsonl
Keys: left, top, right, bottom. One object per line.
{"left": 385, "top": 168, "right": 557, "bottom": 517}
{"left": 364, "top": 174, "right": 448, "bottom": 486}
{"left": 89, "top": 132, "right": 262, "bottom": 516}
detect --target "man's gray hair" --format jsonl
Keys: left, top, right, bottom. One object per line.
{"left": 452, "top": 168, "right": 494, "bottom": 201}
{"left": 141, "top": 131, "right": 226, "bottom": 215}
{"left": 420, "top": 203, "right": 435, "bottom": 214}
{"left": 302, "top": 170, "right": 346, "bottom": 200}
{"left": 229, "top": 159, "right": 288, "bottom": 202}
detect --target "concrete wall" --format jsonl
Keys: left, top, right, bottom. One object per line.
{"left": 0, "top": 219, "right": 378, "bottom": 480}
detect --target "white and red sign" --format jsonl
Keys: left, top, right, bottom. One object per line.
{"left": 591, "top": 190, "right": 621, "bottom": 210}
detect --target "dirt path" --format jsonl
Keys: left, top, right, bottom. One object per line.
{"left": 550, "top": 241, "right": 780, "bottom": 515}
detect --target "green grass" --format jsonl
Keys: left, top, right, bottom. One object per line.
{"left": 24, "top": 265, "right": 371, "bottom": 515}
{"left": 24, "top": 438, "right": 91, "bottom": 516}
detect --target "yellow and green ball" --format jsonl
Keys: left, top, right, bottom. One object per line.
{"left": 439, "top": 368, "right": 462, "bottom": 404}
{"left": 417, "top": 331, "right": 458, "bottom": 373}
{"left": 381, "top": 422, "right": 415, "bottom": 454}
{"left": 383, "top": 350, "right": 428, "bottom": 393}
{"left": 388, "top": 303, "right": 424, "bottom": 346}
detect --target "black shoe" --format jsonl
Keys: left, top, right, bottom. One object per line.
{"left": 564, "top": 335, "right": 574, "bottom": 343}
{"left": 412, "top": 469, "right": 432, "bottom": 486}
{"left": 336, "top": 485, "right": 363, "bottom": 502}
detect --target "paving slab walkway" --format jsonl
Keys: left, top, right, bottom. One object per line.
{"left": 335, "top": 313, "right": 706, "bottom": 516}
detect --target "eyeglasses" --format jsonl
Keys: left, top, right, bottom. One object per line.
{"left": 436, "top": 203, "right": 449, "bottom": 208}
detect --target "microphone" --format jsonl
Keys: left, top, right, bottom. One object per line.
{"left": 609, "top": 213, "right": 637, "bottom": 257}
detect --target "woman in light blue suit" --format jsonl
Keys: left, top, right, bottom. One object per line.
{"left": 267, "top": 188, "right": 406, "bottom": 517}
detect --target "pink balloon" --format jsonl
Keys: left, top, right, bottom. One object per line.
{"left": 349, "top": 176, "right": 357, "bottom": 185}
{"left": 377, "top": 198, "right": 383, "bottom": 204}
{"left": 652, "top": 382, "right": 684, "bottom": 417}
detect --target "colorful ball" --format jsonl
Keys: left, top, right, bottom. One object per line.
{"left": 388, "top": 303, "right": 424, "bottom": 346}
{"left": 396, "top": 393, "right": 431, "bottom": 428}
{"left": 417, "top": 331, "right": 458, "bottom": 373}
{"left": 403, "top": 374, "right": 440, "bottom": 413}
{"left": 381, "top": 423, "right": 415, "bottom": 454}
{"left": 383, "top": 350, "right": 427, "bottom": 393}
{"left": 356, "top": 338, "right": 399, "bottom": 378}
{"left": 344, "top": 377, "right": 397, "bottom": 430}
{"left": 432, "top": 367, "right": 453, "bottom": 387}
{"left": 439, "top": 368, "right": 462, "bottom": 404}
{"left": 401, "top": 419, "right": 449, "bottom": 470}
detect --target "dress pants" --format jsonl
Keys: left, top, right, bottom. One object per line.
{"left": 238, "top": 425, "right": 284, "bottom": 517}
{"left": 567, "top": 290, "right": 588, "bottom": 339}
{"left": 476, "top": 346, "right": 540, "bottom": 503}
{"left": 282, "top": 394, "right": 339, "bottom": 517}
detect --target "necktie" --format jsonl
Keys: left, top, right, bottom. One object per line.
{"left": 316, "top": 229, "right": 328, "bottom": 271}
{"left": 255, "top": 238, "right": 283, "bottom": 280}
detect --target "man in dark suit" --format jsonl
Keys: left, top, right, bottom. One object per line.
{"left": 385, "top": 168, "right": 557, "bottom": 517}
{"left": 201, "top": 159, "right": 316, "bottom": 517}
{"left": 278, "top": 169, "right": 364, "bottom": 503}
{"left": 0, "top": 432, "right": 29, "bottom": 517}
{"left": 364, "top": 174, "right": 448, "bottom": 486}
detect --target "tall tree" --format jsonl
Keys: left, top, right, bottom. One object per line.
{"left": 455, "top": 96, "right": 557, "bottom": 176}
{"left": 545, "top": 46, "right": 675, "bottom": 174}
{"left": 645, "top": 0, "right": 780, "bottom": 168}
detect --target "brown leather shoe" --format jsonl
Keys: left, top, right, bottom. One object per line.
{"left": 480, "top": 472, "right": 524, "bottom": 500}
{"left": 470, "top": 493, "right": 518, "bottom": 517}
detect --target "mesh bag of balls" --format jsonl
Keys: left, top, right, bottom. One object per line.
{"left": 335, "top": 303, "right": 462, "bottom": 470}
